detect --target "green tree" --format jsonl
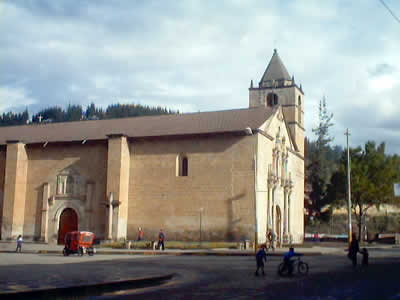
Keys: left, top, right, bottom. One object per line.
{"left": 0, "top": 102, "right": 177, "bottom": 126}
{"left": 306, "top": 97, "right": 336, "bottom": 218}
{"left": 328, "top": 141, "right": 400, "bottom": 239}
{"left": 66, "top": 104, "right": 83, "bottom": 121}
{"left": 33, "top": 106, "right": 66, "bottom": 122}
{"left": 0, "top": 109, "right": 30, "bottom": 126}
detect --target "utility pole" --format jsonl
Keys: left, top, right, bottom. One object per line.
{"left": 345, "top": 129, "right": 352, "bottom": 246}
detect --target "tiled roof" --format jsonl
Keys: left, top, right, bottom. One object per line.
{"left": 0, "top": 106, "right": 276, "bottom": 145}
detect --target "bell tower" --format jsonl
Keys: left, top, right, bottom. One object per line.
{"left": 249, "top": 49, "right": 305, "bottom": 154}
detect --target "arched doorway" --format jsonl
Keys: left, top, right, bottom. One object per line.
{"left": 58, "top": 208, "right": 78, "bottom": 244}
{"left": 276, "top": 206, "right": 282, "bottom": 248}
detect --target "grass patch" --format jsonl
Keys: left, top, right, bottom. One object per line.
{"left": 100, "top": 241, "right": 127, "bottom": 249}
{"left": 100, "top": 240, "right": 241, "bottom": 250}
{"left": 159, "top": 241, "right": 239, "bottom": 250}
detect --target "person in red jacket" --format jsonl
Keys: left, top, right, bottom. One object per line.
{"left": 137, "top": 227, "right": 144, "bottom": 241}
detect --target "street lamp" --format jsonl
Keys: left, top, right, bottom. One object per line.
{"left": 200, "top": 207, "right": 204, "bottom": 244}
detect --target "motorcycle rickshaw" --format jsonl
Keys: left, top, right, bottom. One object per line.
{"left": 63, "top": 231, "right": 96, "bottom": 256}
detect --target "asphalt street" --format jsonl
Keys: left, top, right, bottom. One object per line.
{"left": 101, "top": 250, "right": 400, "bottom": 300}
{"left": 0, "top": 248, "right": 399, "bottom": 299}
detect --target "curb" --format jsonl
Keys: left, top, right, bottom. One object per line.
{"left": 0, "top": 250, "right": 323, "bottom": 256}
{"left": 0, "top": 273, "right": 175, "bottom": 299}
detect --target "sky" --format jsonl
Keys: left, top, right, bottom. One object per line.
{"left": 1, "top": 0, "right": 400, "bottom": 153}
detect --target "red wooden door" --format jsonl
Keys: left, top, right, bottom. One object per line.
{"left": 58, "top": 208, "right": 78, "bottom": 244}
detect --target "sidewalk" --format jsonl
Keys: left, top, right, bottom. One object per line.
{"left": 0, "top": 240, "right": 382, "bottom": 256}
{"left": 1, "top": 240, "right": 396, "bottom": 255}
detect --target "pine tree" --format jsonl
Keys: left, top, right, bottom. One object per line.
{"left": 307, "top": 97, "right": 335, "bottom": 219}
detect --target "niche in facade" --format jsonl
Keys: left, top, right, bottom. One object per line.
{"left": 56, "top": 167, "right": 85, "bottom": 196}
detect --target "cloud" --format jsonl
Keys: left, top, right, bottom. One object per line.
{"left": 0, "top": 87, "right": 37, "bottom": 112}
{"left": 369, "top": 63, "right": 396, "bottom": 77}
{"left": 1, "top": 0, "right": 400, "bottom": 153}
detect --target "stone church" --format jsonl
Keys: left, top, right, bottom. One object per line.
{"left": 0, "top": 49, "right": 305, "bottom": 245}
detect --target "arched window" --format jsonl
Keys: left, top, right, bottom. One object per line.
{"left": 267, "top": 93, "right": 279, "bottom": 106}
{"left": 182, "top": 157, "right": 188, "bottom": 176}
{"left": 176, "top": 154, "right": 188, "bottom": 177}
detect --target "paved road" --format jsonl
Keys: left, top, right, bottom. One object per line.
{"left": 101, "top": 250, "right": 400, "bottom": 300}
{"left": 0, "top": 249, "right": 399, "bottom": 299}
{"left": 0, "top": 253, "right": 168, "bottom": 296}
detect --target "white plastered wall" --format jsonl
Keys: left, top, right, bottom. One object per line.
{"left": 256, "top": 106, "right": 304, "bottom": 244}
{"left": 287, "top": 151, "right": 304, "bottom": 243}
{"left": 255, "top": 132, "right": 273, "bottom": 243}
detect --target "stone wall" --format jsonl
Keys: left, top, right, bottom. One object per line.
{"left": 23, "top": 141, "right": 108, "bottom": 241}
{"left": 127, "top": 134, "right": 256, "bottom": 242}
{"left": 288, "top": 151, "right": 304, "bottom": 243}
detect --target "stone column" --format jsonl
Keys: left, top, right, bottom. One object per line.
{"left": 271, "top": 190, "right": 275, "bottom": 233}
{"left": 106, "top": 193, "right": 113, "bottom": 240}
{"left": 284, "top": 190, "right": 289, "bottom": 235}
{"left": 283, "top": 188, "right": 290, "bottom": 244}
{"left": 40, "top": 183, "right": 50, "bottom": 242}
{"left": 106, "top": 134, "right": 130, "bottom": 240}
{"left": 1, "top": 141, "right": 28, "bottom": 240}
{"left": 267, "top": 186, "right": 272, "bottom": 229}
{"left": 288, "top": 193, "right": 292, "bottom": 242}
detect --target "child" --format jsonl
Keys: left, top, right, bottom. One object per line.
{"left": 255, "top": 244, "right": 267, "bottom": 276}
{"left": 283, "top": 247, "right": 303, "bottom": 275}
{"left": 361, "top": 248, "right": 369, "bottom": 267}
{"left": 15, "top": 235, "right": 23, "bottom": 253}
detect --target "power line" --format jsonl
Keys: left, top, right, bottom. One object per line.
{"left": 379, "top": 0, "right": 400, "bottom": 24}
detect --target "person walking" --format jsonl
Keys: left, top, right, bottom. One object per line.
{"left": 361, "top": 248, "right": 369, "bottom": 267}
{"left": 266, "top": 229, "right": 275, "bottom": 251}
{"left": 271, "top": 229, "right": 277, "bottom": 250}
{"left": 158, "top": 229, "right": 165, "bottom": 250}
{"left": 15, "top": 235, "right": 23, "bottom": 253}
{"left": 254, "top": 244, "right": 267, "bottom": 276}
{"left": 137, "top": 227, "right": 144, "bottom": 241}
{"left": 348, "top": 233, "right": 360, "bottom": 268}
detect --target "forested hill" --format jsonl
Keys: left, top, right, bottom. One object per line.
{"left": 0, "top": 103, "right": 179, "bottom": 126}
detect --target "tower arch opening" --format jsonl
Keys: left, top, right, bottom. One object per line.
{"left": 267, "top": 93, "right": 279, "bottom": 106}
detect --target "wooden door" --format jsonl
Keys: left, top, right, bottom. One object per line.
{"left": 58, "top": 208, "right": 78, "bottom": 244}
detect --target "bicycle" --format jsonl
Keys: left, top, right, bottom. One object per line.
{"left": 277, "top": 256, "right": 309, "bottom": 276}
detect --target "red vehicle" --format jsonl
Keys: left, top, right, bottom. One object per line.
{"left": 63, "top": 231, "right": 96, "bottom": 256}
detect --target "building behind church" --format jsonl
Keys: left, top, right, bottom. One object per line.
{"left": 0, "top": 50, "right": 305, "bottom": 245}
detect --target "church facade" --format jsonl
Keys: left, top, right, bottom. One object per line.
{"left": 0, "top": 50, "right": 305, "bottom": 245}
